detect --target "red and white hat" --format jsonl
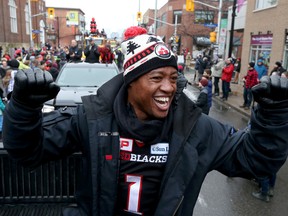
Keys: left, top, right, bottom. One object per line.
{"left": 121, "top": 26, "right": 177, "bottom": 85}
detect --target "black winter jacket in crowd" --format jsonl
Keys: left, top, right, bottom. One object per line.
{"left": 3, "top": 73, "right": 288, "bottom": 216}
{"left": 66, "top": 46, "right": 82, "bottom": 62}
{"left": 84, "top": 44, "right": 100, "bottom": 63}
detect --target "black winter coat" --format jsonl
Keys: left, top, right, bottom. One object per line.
{"left": 66, "top": 46, "right": 82, "bottom": 62}
{"left": 84, "top": 44, "right": 100, "bottom": 63}
{"left": 3, "top": 73, "right": 288, "bottom": 216}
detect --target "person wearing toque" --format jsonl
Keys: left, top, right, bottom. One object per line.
{"left": 3, "top": 26, "right": 288, "bottom": 216}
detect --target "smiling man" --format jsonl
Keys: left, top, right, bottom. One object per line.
{"left": 3, "top": 26, "right": 288, "bottom": 216}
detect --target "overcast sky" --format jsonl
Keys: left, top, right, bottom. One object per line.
{"left": 45, "top": 0, "right": 168, "bottom": 37}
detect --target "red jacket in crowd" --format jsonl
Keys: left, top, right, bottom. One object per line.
{"left": 244, "top": 69, "right": 259, "bottom": 88}
{"left": 221, "top": 63, "right": 234, "bottom": 82}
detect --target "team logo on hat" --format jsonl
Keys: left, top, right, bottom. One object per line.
{"left": 154, "top": 44, "right": 171, "bottom": 59}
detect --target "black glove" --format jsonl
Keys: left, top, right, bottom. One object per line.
{"left": 12, "top": 68, "right": 60, "bottom": 108}
{"left": 252, "top": 75, "right": 288, "bottom": 108}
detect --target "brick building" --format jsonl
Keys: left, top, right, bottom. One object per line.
{"left": 0, "top": 0, "right": 47, "bottom": 55}
{"left": 45, "top": 7, "right": 86, "bottom": 49}
{"left": 241, "top": 0, "right": 288, "bottom": 74}
{"left": 143, "top": 0, "right": 235, "bottom": 58}
{"left": 0, "top": 0, "right": 85, "bottom": 56}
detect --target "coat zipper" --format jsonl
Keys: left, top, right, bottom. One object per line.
{"left": 172, "top": 196, "right": 184, "bottom": 216}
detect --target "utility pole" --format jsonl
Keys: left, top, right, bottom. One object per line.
{"left": 216, "top": 0, "right": 223, "bottom": 45}
{"left": 154, "top": 0, "right": 157, "bottom": 34}
{"left": 28, "top": 0, "right": 34, "bottom": 48}
{"left": 138, "top": 0, "right": 141, "bottom": 26}
{"left": 228, "top": 0, "right": 237, "bottom": 58}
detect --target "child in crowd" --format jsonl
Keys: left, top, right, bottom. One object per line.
{"left": 203, "top": 69, "right": 213, "bottom": 112}
{"left": 195, "top": 77, "right": 210, "bottom": 115}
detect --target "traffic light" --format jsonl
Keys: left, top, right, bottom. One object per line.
{"left": 186, "top": 0, "right": 194, "bottom": 12}
{"left": 47, "top": 8, "right": 55, "bottom": 18}
{"left": 90, "top": 18, "right": 97, "bottom": 34}
{"left": 210, "top": 31, "right": 217, "bottom": 43}
{"left": 137, "top": 12, "right": 142, "bottom": 21}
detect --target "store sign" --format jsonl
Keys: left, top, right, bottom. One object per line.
{"left": 251, "top": 34, "right": 273, "bottom": 45}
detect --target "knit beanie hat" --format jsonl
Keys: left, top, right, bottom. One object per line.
{"left": 199, "top": 77, "right": 208, "bottom": 87}
{"left": 275, "top": 61, "right": 282, "bottom": 67}
{"left": 249, "top": 62, "right": 255, "bottom": 68}
{"left": 7, "top": 59, "right": 20, "bottom": 69}
{"left": 121, "top": 26, "right": 178, "bottom": 85}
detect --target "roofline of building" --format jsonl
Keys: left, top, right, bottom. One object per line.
{"left": 46, "top": 6, "right": 85, "bottom": 15}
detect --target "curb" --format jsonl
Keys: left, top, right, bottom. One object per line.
{"left": 212, "top": 96, "right": 251, "bottom": 118}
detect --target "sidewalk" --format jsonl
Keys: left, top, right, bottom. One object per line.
{"left": 183, "top": 69, "right": 251, "bottom": 118}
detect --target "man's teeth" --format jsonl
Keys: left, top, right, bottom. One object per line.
{"left": 155, "top": 97, "right": 169, "bottom": 102}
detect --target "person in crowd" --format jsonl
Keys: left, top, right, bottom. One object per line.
{"left": 99, "top": 44, "right": 114, "bottom": 64}
{"left": 255, "top": 58, "right": 268, "bottom": 80}
{"left": 1, "top": 58, "right": 9, "bottom": 70}
{"left": 211, "top": 54, "right": 225, "bottom": 96}
{"left": 6, "top": 59, "right": 19, "bottom": 100}
{"left": 114, "top": 46, "right": 124, "bottom": 72}
{"left": 185, "top": 52, "right": 192, "bottom": 72}
{"left": 252, "top": 173, "right": 277, "bottom": 202}
{"left": 2, "top": 53, "right": 11, "bottom": 61}
{"left": 59, "top": 47, "right": 68, "bottom": 70}
{"left": 195, "top": 77, "right": 210, "bottom": 115}
{"left": 3, "top": 26, "right": 288, "bottom": 216}
{"left": 270, "top": 61, "right": 286, "bottom": 76}
{"left": 193, "top": 54, "right": 201, "bottom": 83}
{"left": 30, "top": 58, "right": 40, "bottom": 71}
{"left": 203, "top": 69, "right": 212, "bottom": 111}
{"left": 84, "top": 38, "right": 100, "bottom": 63}
{"left": 232, "top": 58, "right": 241, "bottom": 84}
{"left": 221, "top": 58, "right": 234, "bottom": 101}
{"left": 240, "top": 62, "right": 259, "bottom": 110}
{"left": 197, "top": 56, "right": 208, "bottom": 84}
{"left": 45, "top": 61, "right": 59, "bottom": 81}
{"left": 65, "top": 39, "right": 83, "bottom": 62}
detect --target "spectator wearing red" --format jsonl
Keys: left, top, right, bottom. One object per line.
{"left": 221, "top": 58, "right": 234, "bottom": 101}
{"left": 240, "top": 62, "right": 259, "bottom": 110}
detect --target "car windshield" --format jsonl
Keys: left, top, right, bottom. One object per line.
{"left": 57, "top": 66, "right": 117, "bottom": 87}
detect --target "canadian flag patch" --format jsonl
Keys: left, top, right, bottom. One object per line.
{"left": 120, "top": 138, "right": 133, "bottom": 152}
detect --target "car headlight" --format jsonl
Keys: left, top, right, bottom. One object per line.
{"left": 42, "top": 104, "right": 55, "bottom": 113}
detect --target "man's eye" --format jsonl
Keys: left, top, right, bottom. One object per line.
{"left": 151, "top": 76, "right": 161, "bottom": 80}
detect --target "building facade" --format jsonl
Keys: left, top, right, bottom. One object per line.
{"left": 0, "top": 0, "right": 47, "bottom": 54}
{"left": 45, "top": 7, "right": 86, "bottom": 49}
{"left": 143, "top": 0, "right": 234, "bottom": 58}
{"left": 241, "top": 0, "right": 288, "bottom": 74}
{"left": 0, "top": 0, "right": 86, "bottom": 56}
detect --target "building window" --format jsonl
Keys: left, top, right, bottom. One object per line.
{"left": 284, "top": 45, "right": 288, "bottom": 70}
{"left": 194, "top": 10, "right": 215, "bottom": 24}
{"left": 160, "top": 13, "right": 167, "bottom": 27}
{"left": 255, "top": 0, "right": 277, "bottom": 10}
{"left": 249, "top": 35, "right": 273, "bottom": 68}
{"left": 25, "top": 3, "right": 30, "bottom": 35}
{"left": 173, "top": 10, "right": 182, "bottom": 24}
{"left": 222, "top": 11, "right": 228, "bottom": 19}
{"left": 9, "top": 0, "right": 18, "bottom": 33}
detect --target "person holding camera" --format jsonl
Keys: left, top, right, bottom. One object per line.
{"left": 84, "top": 38, "right": 100, "bottom": 63}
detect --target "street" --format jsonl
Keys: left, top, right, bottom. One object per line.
{"left": 185, "top": 83, "right": 288, "bottom": 216}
